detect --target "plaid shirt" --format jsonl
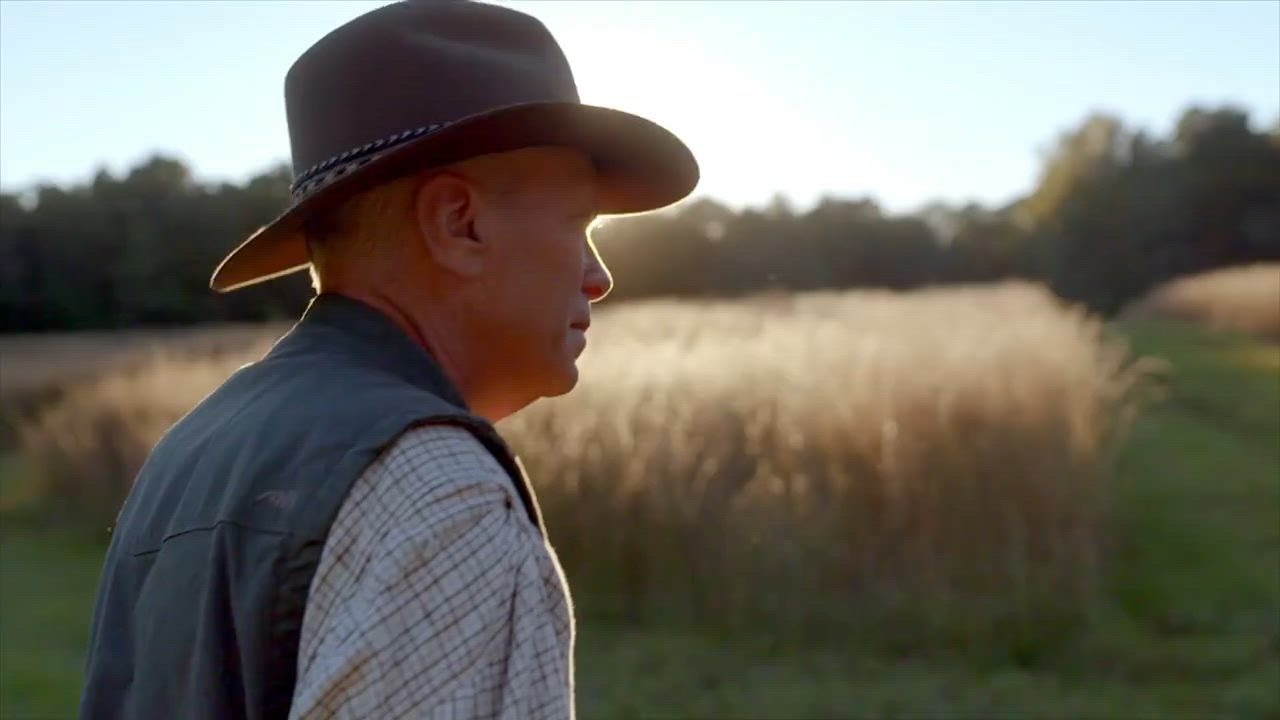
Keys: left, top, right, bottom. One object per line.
{"left": 287, "top": 425, "right": 575, "bottom": 719}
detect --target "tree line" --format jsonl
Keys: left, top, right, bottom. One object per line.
{"left": 2, "top": 105, "right": 1277, "bottom": 332}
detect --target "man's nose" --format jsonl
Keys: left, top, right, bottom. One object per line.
{"left": 583, "top": 237, "right": 613, "bottom": 303}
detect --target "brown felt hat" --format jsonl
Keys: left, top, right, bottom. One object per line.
{"left": 210, "top": 0, "right": 699, "bottom": 292}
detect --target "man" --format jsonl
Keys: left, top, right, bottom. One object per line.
{"left": 78, "top": 1, "right": 697, "bottom": 718}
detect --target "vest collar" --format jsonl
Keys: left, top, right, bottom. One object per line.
{"left": 296, "top": 292, "right": 471, "bottom": 411}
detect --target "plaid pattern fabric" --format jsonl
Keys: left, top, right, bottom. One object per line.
{"left": 288, "top": 425, "right": 575, "bottom": 719}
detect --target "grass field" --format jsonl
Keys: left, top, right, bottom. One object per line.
{"left": 1, "top": 283, "right": 1277, "bottom": 718}
{"left": 1122, "top": 263, "right": 1280, "bottom": 340}
{"left": 0, "top": 323, "right": 284, "bottom": 406}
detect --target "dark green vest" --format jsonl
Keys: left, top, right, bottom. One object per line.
{"left": 79, "top": 294, "right": 543, "bottom": 720}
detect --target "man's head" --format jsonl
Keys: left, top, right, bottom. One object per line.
{"left": 306, "top": 146, "right": 612, "bottom": 422}
{"left": 209, "top": 0, "right": 697, "bottom": 420}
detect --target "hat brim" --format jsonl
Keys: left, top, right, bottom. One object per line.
{"left": 209, "top": 102, "right": 698, "bottom": 293}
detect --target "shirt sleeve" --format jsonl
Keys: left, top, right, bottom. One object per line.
{"left": 288, "top": 425, "right": 574, "bottom": 720}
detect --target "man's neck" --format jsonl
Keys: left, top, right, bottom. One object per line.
{"left": 320, "top": 285, "right": 523, "bottom": 423}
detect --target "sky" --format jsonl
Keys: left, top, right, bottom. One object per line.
{"left": 1, "top": 0, "right": 1277, "bottom": 214}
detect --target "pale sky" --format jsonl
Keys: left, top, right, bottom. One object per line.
{"left": 1, "top": 0, "right": 1277, "bottom": 213}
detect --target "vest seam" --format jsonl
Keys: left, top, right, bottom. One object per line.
{"left": 129, "top": 519, "right": 290, "bottom": 557}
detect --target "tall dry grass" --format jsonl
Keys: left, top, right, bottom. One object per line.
{"left": 504, "top": 282, "right": 1152, "bottom": 651}
{"left": 16, "top": 282, "right": 1153, "bottom": 654}
{"left": 15, "top": 339, "right": 281, "bottom": 526}
{"left": 0, "top": 323, "right": 288, "bottom": 452}
{"left": 1123, "top": 262, "right": 1280, "bottom": 339}
{"left": 0, "top": 323, "right": 286, "bottom": 402}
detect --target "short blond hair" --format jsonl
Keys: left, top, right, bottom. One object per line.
{"left": 304, "top": 173, "right": 421, "bottom": 291}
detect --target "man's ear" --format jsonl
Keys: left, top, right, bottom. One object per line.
{"left": 412, "top": 172, "right": 487, "bottom": 277}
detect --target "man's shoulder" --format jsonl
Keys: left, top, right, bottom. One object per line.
{"left": 163, "top": 347, "right": 470, "bottom": 457}
{"left": 355, "top": 423, "right": 517, "bottom": 515}
{"left": 383, "top": 423, "right": 508, "bottom": 477}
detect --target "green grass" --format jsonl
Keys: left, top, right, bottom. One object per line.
{"left": 577, "top": 626, "right": 1277, "bottom": 718}
{"left": 1110, "top": 321, "right": 1279, "bottom": 639}
{"left": 1, "top": 319, "right": 1277, "bottom": 719}
{"left": 0, "top": 528, "right": 104, "bottom": 720}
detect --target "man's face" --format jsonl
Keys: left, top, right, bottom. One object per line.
{"left": 470, "top": 148, "right": 612, "bottom": 399}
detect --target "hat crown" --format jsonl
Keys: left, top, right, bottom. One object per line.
{"left": 284, "top": 0, "right": 580, "bottom": 181}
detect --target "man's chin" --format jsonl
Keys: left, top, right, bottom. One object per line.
{"left": 542, "top": 364, "right": 580, "bottom": 398}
